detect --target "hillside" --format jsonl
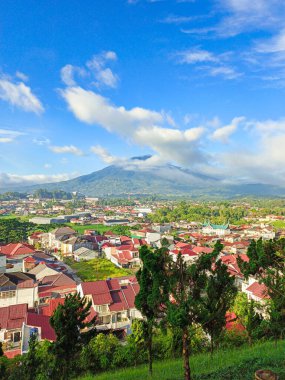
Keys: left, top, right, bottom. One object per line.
{"left": 79, "top": 340, "right": 285, "bottom": 380}
{"left": 2, "top": 159, "right": 285, "bottom": 198}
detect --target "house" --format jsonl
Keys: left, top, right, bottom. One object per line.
{"left": 244, "top": 281, "right": 269, "bottom": 302}
{"left": 28, "top": 263, "right": 61, "bottom": 280}
{"left": 0, "top": 303, "right": 28, "bottom": 358}
{"left": 0, "top": 243, "right": 35, "bottom": 260}
{"left": 38, "top": 273, "right": 77, "bottom": 304}
{"left": 60, "top": 236, "right": 94, "bottom": 256}
{"left": 202, "top": 223, "right": 231, "bottom": 236}
{"left": 48, "top": 226, "right": 76, "bottom": 249}
{"left": 77, "top": 277, "right": 141, "bottom": 333}
{"left": 0, "top": 272, "right": 38, "bottom": 308}
{"left": 73, "top": 247, "right": 98, "bottom": 262}
{"left": 103, "top": 219, "right": 130, "bottom": 226}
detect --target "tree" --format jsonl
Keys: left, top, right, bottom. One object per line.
{"left": 166, "top": 241, "right": 235, "bottom": 380}
{"left": 22, "top": 333, "right": 39, "bottom": 380}
{"left": 238, "top": 238, "right": 285, "bottom": 343}
{"left": 50, "top": 292, "right": 96, "bottom": 379}
{"left": 135, "top": 245, "right": 170, "bottom": 376}
{"left": 166, "top": 253, "right": 210, "bottom": 380}
{"left": 202, "top": 243, "right": 237, "bottom": 355}
{"left": 233, "top": 292, "right": 263, "bottom": 346}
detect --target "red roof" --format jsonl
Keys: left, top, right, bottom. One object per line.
{"left": 192, "top": 246, "right": 213, "bottom": 254}
{"left": 41, "top": 298, "right": 65, "bottom": 316}
{"left": 0, "top": 304, "right": 28, "bottom": 330}
{"left": 246, "top": 282, "right": 269, "bottom": 299}
{"left": 26, "top": 313, "right": 56, "bottom": 341}
{"left": 0, "top": 243, "right": 35, "bottom": 257}
{"left": 175, "top": 242, "right": 192, "bottom": 249}
{"left": 225, "top": 312, "right": 245, "bottom": 332}
{"left": 180, "top": 248, "right": 198, "bottom": 257}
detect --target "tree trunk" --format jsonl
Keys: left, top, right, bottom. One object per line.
{"left": 248, "top": 333, "right": 252, "bottom": 347}
{"left": 182, "top": 328, "right": 191, "bottom": 380}
{"left": 210, "top": 336, "right": 214, "bottom": 357}
{"left": 148, "top": 323, "right": 153, "bottom": 376}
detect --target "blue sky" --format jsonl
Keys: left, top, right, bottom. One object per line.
{"left": 1, "top": 0, "right": 285, "bottom": 188}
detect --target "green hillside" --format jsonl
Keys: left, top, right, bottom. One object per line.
{"left": 79, "top": 340, "right": 285, "bottom": 380}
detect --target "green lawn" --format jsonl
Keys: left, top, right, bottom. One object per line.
{"left": 68, "top": 223, "right": 113, "bottom": 235}
{"left": 79, "top": 340, "right": 285, "bottom": 380}
{"left": 271, "top": 220, "right": 285, "bottom": 229}
{"left": 65, "top": 258, "right": 133, "bottom": 281}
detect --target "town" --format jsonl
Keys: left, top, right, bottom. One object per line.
{"left": 0, "top": 192, "right": 283, "bottom": 363}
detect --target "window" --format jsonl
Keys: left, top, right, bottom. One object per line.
{"left": 0, "top": 291, "right": 16, "bottom": 299}
{"left": 12, "top": 332, "right": 21, "bottom": 343}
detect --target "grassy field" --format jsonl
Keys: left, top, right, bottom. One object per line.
{"left": 64, "top": 258, "right": 133, "bottom": 281}
{"left": 67, "top": 223, "right": 113, "bottom": 235}
{"left": 271, "top": 220, "right": 285, "bottom": 229}
{"left": 79, "top": 340, "right": 285, "bottom": 380}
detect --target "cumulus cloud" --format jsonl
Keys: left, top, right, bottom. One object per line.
{"left": 15, "top": 71, "right": 29, "bottom": 82}
{"left": 0, "top": 172, "right": 77, "bottom": 188}
{"left": 49, "top": 145, "right": 84, "bottom": 156}
{"left": 90, "top": 145, "right": 120, "bottom": 164}
{"left": 61, "top": 51, "right": 118, "bottom": 88}
{"left": 0, "top": 77, "right": 44, "bottom": 114}
{"left": 211, "top": 117, "right": 245, "bottom": 142}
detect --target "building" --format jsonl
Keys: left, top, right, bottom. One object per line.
{"left": 29, "top": 217, "right": 67, "bottom": 225}
{"left": 77, "top": 276, "right": 141, "bottom": 333}
{"left": 0, "top": 272, "right": 38, "bottom": 308}
{"left": 202, "top": 222, "right": 231, "bottom": 236}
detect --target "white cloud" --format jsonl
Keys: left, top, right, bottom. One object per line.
{"left": 32, "top": 137, "right": 51, "bottom": 146}
{"left": 255, "top": 29, "right": 285, "bottom": 53}
{"left": 0, "top": 77, "right": 44, "bottom": 114}
{"left": 61, "top": 86, "right": 162, "bottom": 135}
{"left": 176, "top": 48, "right": 218, "bottom": 64}
{"left": 90, "top": 145, "right": 119, "bottom": 164}
{"left": 87, "top": 51, "right": 118, "bottom": 88}
{"left": 49, "top": 145, "right": 84, "bottom": 156}
{"left": 207, "top": 65, "right": 242, "bottom": 79}
{"left": 15, "top": 71, "right": 29, "bottom": 82}
{"left": 0, "top": 172, "right": 77, "bottom": 188}
{"left": 211, "top": 116, "right": 245, "bottom": 142}
{"left": 60, "top": 64, "right": 87, "bottom": 86}
{"left": 0, "top": 128, "right": 24, "bottom": 143}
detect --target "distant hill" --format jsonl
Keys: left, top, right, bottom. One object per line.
{"left": 2, "top": 160, "right": 285, "bottom": 198}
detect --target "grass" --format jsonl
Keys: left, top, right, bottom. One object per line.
{"left": 64, "top": 257, "right": 133, "bottom": 281}
{"left": 271, "top": 220, "right": 285, "bottom": 229}
{"left": 79, "top": 340, "right": 285, "bottom": 380}
{"left": 67, "top": 223, "right": 113, "bottom": 235}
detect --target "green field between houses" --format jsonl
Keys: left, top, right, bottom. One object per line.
{"left": 78, "top": 340, "right": 285, "bottom": 380}
{"left": 64, "top": 258, "right": 133, "bottom": 281}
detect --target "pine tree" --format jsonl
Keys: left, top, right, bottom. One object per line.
{"left": 50, "top": 292, "right": 96, "bottom": 379}
{"left": 135, "top": 245, "right": 170, "bottom": 375}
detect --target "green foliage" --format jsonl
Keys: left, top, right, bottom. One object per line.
{"left": 81, "top": 333, "right": 120, "bottom": 372}
{"left": 233, "top": 293, "right": 263, "bottom": 345}
{"left": 135, "top": 245, "right": 170, "bottom": 374}
{"left": 78, "top": 340, "right": 285, "bottom": 380}
{"left": 0, "top": 218, "right": 58, "bottom": 244}
{"left": 50, "top": 292, "right": 96, "bottom": 379}
{"left": 33, "top": 189, "right": 73, "bottom": 200}
{"left": 202, "top": 242, "right": 237, "bottom": 353}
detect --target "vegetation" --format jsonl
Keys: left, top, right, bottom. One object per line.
{"left": 78, "top": 340, "right": 285, "bottom": 380}
{"left": 50, "top": 293, "right": 96, "bottom": 379}
{"left": 135, "top": 246, "right": 170, "bottom": 375}
{"left": 0, "top": 192, "right": 27, "bottom": 200}
{"left": 69, "top": 223, "right": 134, "bottom": 236}
{"left": 33, "top": 189, "right": 73, "bottom": 200}
{"left": 64, "top": 258, "right": 132, "bottom": 281}
{"left": 0, "top": 218, "right": 57, "bottom": 244}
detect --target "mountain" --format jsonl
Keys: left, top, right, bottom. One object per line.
{"left": 2, "top": 161, "right": 285, "bottom": 198}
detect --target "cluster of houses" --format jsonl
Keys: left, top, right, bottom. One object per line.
{"left": 0, "top": 217, "right": 278, "bottom": 359}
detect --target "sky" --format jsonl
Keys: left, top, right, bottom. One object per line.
{"left": 1, "top": 0, "right": 285, "bottom": 188}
